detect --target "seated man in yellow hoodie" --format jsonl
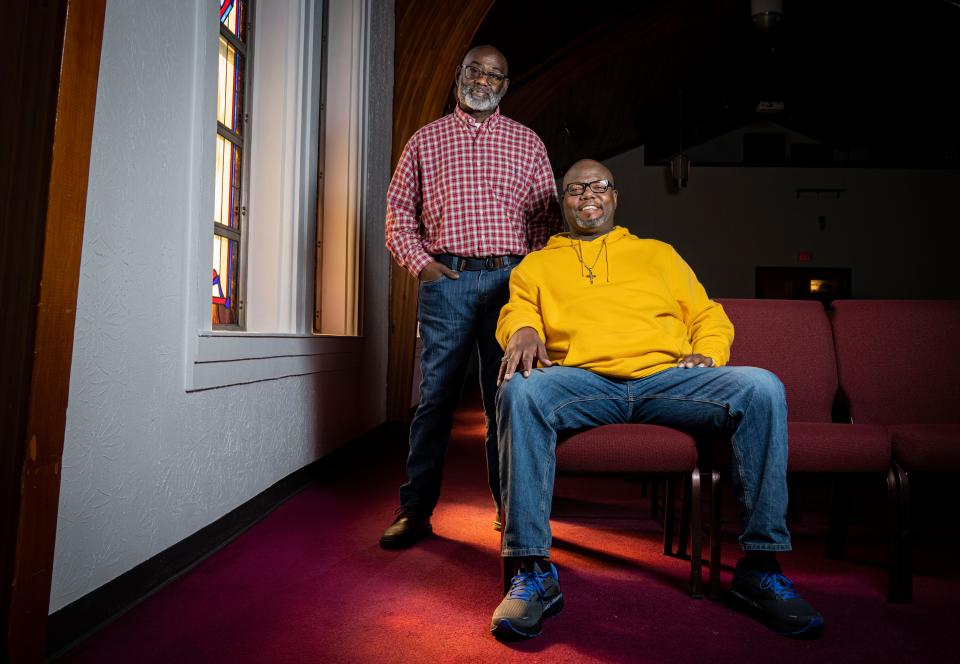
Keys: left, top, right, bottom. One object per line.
{"left": 489, "top": 159, "right": 823, "bottom": 641}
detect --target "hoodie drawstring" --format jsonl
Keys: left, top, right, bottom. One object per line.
{"left": 604, "top": 241, "right": 610, "bottom": 283}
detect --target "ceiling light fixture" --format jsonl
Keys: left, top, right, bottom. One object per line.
{"left": 751, "top": 0, "right": 784, "bottom": 32}
{"left": 670, "top": 153, "right": 690, "bottom": 190}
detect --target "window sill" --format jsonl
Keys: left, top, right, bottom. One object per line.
{"left": 187, "top": 332, "right": 363, "bottom": 392}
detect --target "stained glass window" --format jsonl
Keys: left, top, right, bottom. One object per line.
{"left": 213, "top": 0, "right": 251, "bottom": 327}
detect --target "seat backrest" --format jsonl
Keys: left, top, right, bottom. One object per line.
{"left": 716, "top": 298, "right": 837, "bottom": 422}
{"left": 831, "top": 300, "right": 960, "bottom": 424}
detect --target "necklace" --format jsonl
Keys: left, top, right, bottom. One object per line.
{"left": 571, "top": 237, "right": 607, "bottom": 284}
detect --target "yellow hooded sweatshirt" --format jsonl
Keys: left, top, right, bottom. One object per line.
{"left": 496, "top": 226, "right": 734, "bottom": 379}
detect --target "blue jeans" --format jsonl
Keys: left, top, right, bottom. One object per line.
{"left": 399, "top": 265, "right": 514, "bottom": 514}
{"left": 497, "top": 365, "right": 792, "bottom": 558}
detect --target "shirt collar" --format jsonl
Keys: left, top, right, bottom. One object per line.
{"left": 454, "top": 104, "right": 501, "bottom": 131}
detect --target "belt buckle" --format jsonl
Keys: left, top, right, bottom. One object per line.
{"left": 485, "top": 256, "right": 502, "bottom": 270}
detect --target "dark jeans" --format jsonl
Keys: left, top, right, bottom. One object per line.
{"left": 399, "top": 263, "right": 515, "bottom": 515}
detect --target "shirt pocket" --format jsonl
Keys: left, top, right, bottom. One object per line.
{"left": 486, "top": 155, "right": 526, "bottom": 215}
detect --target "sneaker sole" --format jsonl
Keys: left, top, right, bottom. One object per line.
{"left": 729, "top": 590, "right": 824, "bottom": 637}
{"left": 490, "top": 594, "right": 564, "bottom": 640}
{"left": 378, "top": 524, "right": 432, "bottom": 550}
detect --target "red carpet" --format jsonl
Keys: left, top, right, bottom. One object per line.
{"left": 59, "top": 397, "right": 956, "bottom": 663}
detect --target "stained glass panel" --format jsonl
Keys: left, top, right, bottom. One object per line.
{"left": 219, "top": 0, "right": 246, "bottom": 41}
{"left": 214, "top": 0, "right": 249, "bottom": 328}
{"left": 217, "top": 37, "right": 245, "bottom": 135}
{"left": 212, "top": 234, "right": 239, "bottom": 325}
{"left": 214, "top": 134, "right": 242, "bottom": 229}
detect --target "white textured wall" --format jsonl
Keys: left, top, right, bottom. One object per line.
{"left": 50, "top": 0, "right": 393, "bottom": 613}
{"left": 606, "top": 146, "right": 960, "bottom": 299}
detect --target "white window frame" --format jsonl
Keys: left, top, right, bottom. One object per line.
{"left": 184, "top": 0, "right": 370, "bottom": 391}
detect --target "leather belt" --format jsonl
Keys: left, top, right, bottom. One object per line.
{"left": 432, "top": 253, "right": 524, "bottom": 271}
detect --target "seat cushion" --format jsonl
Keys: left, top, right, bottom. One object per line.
{"left": 786, "top": 422, "right": 890, "bottom": 473}
{"left": 889, "top": 424, "right": 960, "bottom": 472}
{"left": 556, "top": 424, "right": 697, "bottom": 474}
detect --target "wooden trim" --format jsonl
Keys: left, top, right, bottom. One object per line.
{"left": 0, "top": 1, "right": 69, "bottom": 659}
{"left": 385, "top": 0, "right": 495, "bottom": 421}
{"left": 5, "top": 1, "right": 107, "bottom": 661}
{"left": 386, "top": 264, "right": 420, "bottom": 420}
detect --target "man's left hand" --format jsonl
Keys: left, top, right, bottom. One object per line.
{"left": 678, "top": 354, "right": 715, "bottom": 369}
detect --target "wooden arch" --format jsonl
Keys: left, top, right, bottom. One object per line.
{"left": 386, "top": 0, "right": 496, "bottom": 420}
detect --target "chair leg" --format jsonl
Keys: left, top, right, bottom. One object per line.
{"left": 677, "top": 474, "right": 691, "bottom": 560}
{"left": 889, "top": 462, "right": 913, "bottom": 603}
{"left": 708, "top": 468, "right": 722, "bottom": 599}
{"left": 689, "top": 466, "right": 704, "bottom": 598}
{"left": 826, "top": 478, "right": 849, "bottom": 560}
{"left": 650, "top": 478, "right": 661, "bottom": 520}
{"left": 663, "top": 477, "right": 676, "bottom": 555}
{"left": 786, "top": 476, "right": 802, "bottom": 523}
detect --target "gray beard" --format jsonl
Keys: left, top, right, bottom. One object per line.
{"left": 457, "top": 82, "right": 504, "bottom": 112}
{"left": 578, "top": 214, "right": 607, "bottom": 228}
{"left": 566, "top": 211, "right": 608, "bottom": 231}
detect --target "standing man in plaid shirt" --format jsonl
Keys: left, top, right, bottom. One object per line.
{"left": 381, "top": 45, "right": 562, "bottom": 549}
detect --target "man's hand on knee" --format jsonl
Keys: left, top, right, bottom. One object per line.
{"left": 678, "top": 353, "right": 715, "bottom": 369}
{"left": 498, "top": 327, "right": 552, "bottom": 385}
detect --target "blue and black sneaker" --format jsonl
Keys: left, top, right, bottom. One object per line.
{"left": 490, "top": 562, "right": 564, "bottom": 639}
{"left": 730, "top": 558, "right": 824, "bottom": 637}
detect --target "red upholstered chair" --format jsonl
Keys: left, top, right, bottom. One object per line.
{"left": 501, "top": 425, "right": 716, "bottom": 599}
{"left": 556, "top": 424, "right": 712, "bottom": 598}
{"left": 831, "top": 299, "right": 960, "bottom": 602}
{"left": 716, "top": 299, "right": 894, "bottom": 597}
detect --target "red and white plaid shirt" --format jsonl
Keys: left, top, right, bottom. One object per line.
{"left": 385, "top": 106, "right": 563, "bottom": 276}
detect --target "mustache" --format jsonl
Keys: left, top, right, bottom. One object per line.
{"left": 461, "top": 82, "right": 492, "bottom": 96}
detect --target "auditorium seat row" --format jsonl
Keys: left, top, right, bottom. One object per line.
{"left": 532, "top": 299, "right": 960, "bottom": 603}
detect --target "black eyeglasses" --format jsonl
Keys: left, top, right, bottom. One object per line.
{"left": 563, "top": 179, "right": 614, "bottom": 196}
{"left": 461, "top": 65, "right": 507, "bottom": 85}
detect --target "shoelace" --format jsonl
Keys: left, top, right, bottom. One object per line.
{"left": 758, "top": 572, "right": 799, "bottom": 600}
{"left": 506, "top": 569, "right": 550, "bottom": 602}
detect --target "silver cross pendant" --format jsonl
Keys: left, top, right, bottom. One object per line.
{"left": 586, "top": 268, "right": 595, "bottom": 285}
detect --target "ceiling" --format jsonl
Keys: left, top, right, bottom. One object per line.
{"left": 471, "top": 0, "right": 960, "bottom": 172}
